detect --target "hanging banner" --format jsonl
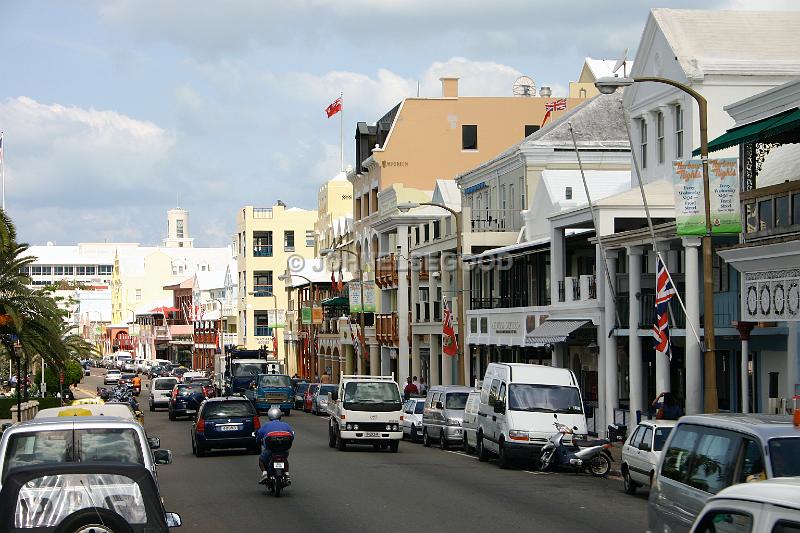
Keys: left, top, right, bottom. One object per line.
{"left": 363, "top": 281, "right": 376, "bottom": 313}
{"left": 312, "top": 304, "right": 323, "bottom": 325}
{"left": 348, "top": 281, "right": 362, "bottom": 313}
{"left": 267, "top": 309, "right": 286, "bottom": 328}
{"left": 301, "top": 306, "right": 312, "bottom": 325}
{"left": 673, "top": 158, "right": 741, "bottom": 235}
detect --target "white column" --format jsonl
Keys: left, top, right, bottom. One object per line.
{"left": 369, "top": 342, "right": 380, "bottom": 377}
{"left": 441, "top": 344, "right": 453, "bottom": 385}
{"left": 428, "top": 254, "right": 437, "bottom": 324}
{"left": 628, "top": 246, "right": 644, "bottom": 425}
{"left": 552, "top": 344, "right": 566, "bottom": 368}
{"left": 397, "top": 225, "right": 410, "bottom": 386}
{"left": 411, "top": 258, "right": 420, "bottom": 322}
{"left": 741, "top": 333, "right": 750, "bottom": 414}
{"left": 550, "top": 226, "right": 565, "bottom": 305}
{"left": 411, "top": 334, "right": 421, "bottom": 380}
{"left": 604, "top": 249, "right": 619, "bottom": 429}
{"left": 683, "top": 238, "right": 702, "bottom": 415}
{"left": 461, "top": 261, "right": 471, "bottom": 384}
{"left": 788, "top": 321, "right": 799, "bottom": 407}
{"left": 429, "top": 335, "right": 441, "bottom": 386}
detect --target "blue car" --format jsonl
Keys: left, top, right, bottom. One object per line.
{"left": 246, "top": 373, "right": 294, "bottom": 415}
{"left": 191, "top": 397, "right": 260, "bottom": 457}
{"left": 168, "top": 383, "right": 206, "bottom": 420}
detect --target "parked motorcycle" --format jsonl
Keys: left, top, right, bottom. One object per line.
{"left": 539, "top": 415, "right": 613, "bottom": 477}
{"left": 263, "top": 431, "right": 293, "bottom": 497}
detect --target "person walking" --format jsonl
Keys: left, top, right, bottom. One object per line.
{"left": 403, "top": 376, "right": 418, "bottom": 400}
{"left": 418, "top": 377, "right": 427, "bottom": 395}
{"left": 321, "top": 371, "right": 331, "bottom": 384}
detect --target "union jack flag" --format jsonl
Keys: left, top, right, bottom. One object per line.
{"left": 652, "top": 256, "right": 676, "bottom": 356}
{"left": 541, "top": 99, "right": 567, "bottom": 127}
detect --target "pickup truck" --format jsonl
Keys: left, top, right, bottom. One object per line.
{"left": 327, "top": 374, "right": 403, "bottom": 453}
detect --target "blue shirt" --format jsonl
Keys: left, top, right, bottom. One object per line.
{"left": 256, "top": 420, "right": 294, "bottom": 448}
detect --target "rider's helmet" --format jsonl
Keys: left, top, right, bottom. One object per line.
{"left": 267, "top": 407, "right": 282, "bottom": 421}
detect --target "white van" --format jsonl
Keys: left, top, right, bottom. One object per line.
{"left": 475, "top": 363, "right": 587, "bottom": 468}
{"left": 113, "top": 351, "right": 133, "bottom": 370}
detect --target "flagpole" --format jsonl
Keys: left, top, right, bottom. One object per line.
{"left": 340, "top": 92, "right": 344, "bottom": 172}
{"left": 1, "top": 131, "right": 5, "bottom": 211}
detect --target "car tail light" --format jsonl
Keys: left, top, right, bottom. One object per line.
{"left": 196, "top": 418, "right": 205, "bottom": 432}
{"left": 171, "top": 389, "right": 178, "bottom": 400}
{"left": 253, "top": 416, "right": 261, "bottom": 430}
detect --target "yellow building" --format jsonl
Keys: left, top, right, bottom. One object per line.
{"left": 314, "top": 171, "right": 353, "bottom": 256}
{"left": 569, "top": 57, "right": 634, "bottom": 99}
{"left": 235, "top": 203, "right": 317, "bottom": 373}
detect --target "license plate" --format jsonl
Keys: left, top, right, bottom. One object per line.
{"left": 365, "top": 432, "right": 379, "bottom": 437}
{"left": 218, "top": 424, "right": 239, "bottom": 431}
{"left": 273, "top": 462, "right": 285, "bottom": 469}
{"left": 186, "top": 409, "right": 196, "bottom": 414}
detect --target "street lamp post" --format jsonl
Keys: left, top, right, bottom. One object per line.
{"left": 321, "top": 246, "right": 366, "bottom": 374}
{"left": 595, "top": 75, "right": 717, "bottom": 412}
{"left": 397, "top": 201, "right": 465, "bottom": 386}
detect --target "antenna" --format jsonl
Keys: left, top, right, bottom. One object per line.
{"left": 417, "top": 80, "right": 420, "bottom": 97}
{"left": 512, "top": 76, "right": 536, "bottom": 97}
{"left": 612, "top": 48, "right": 628, "bottom": 78}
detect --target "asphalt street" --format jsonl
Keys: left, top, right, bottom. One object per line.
{"left": 85, "top": 371, "right": 648, "bottom": 533}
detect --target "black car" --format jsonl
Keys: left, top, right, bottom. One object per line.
{"left": 293, "top": 382, "right": 309, "bottom": 409}
{"left": 191, "top": 397, "right": 261, "bottom": 456}
{"left": 168, "top": 383, "right": 206, "bottom": 420}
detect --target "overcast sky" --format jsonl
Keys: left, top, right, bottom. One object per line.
{"left": 1, "top": 0, "right": 796, "bottom": 247}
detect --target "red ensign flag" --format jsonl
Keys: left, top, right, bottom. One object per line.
{"left": 325, "top": 97, "right": 342, "bottom": 118}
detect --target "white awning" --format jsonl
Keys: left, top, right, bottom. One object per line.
{"left": 524, "top": 319, "right": 591, "bottom": 346}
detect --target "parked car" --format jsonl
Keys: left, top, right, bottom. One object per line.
{"left": 401, "top": 397, "right": 426, "bottom": 442}
{"left": 312, "top": 384, "right": 338, "bottom": 415}
{"left": 422, "top": 385, "right": 472, "bottom": 449}
{"left": 462, "top": 390, "right": 481, "bottom": 453}
{"left": 149, "top": 376, "right": 179, "bottom": 411}
{"left": 191, "top": 397, "right": 261, "bottom": 456}
{"left": 168, "top": 383, "right": 206, "bottom": 420}
{"left": 689, "top": 477, "right": 800, "bottom": 532}
{"left": 304, "top": 383, "right": 320, "bottom": 413}
{"left": 294, "top": 382, "right": 310, "bottom": 409}
{"left": 621, "top": 419, "right": 675, "bottom": 494}
{"left": 181, "top": 371, "right": 205, "bottom": 383}
{"left": 104, "top": 369, "right": 121, "bottom": 385}
{"left": 649, "top": 413, "right": 800, "bottom": 533}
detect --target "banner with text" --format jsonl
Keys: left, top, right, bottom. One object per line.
{"left": 301, "top": 306, "right": 312, "bottom": 325}
{"left": 348, "top": 281, "right": 376, "bottom": 313}
{"left": 673, "top": 158, "right": 741, "bottom": 236}
{"left": 267, "top": 309, "right": 286, "bottom": 329}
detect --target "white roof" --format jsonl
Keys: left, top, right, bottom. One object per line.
{"left": 584, "top": 58, "right": 633, "bottom": 80}
{"left": 431, "top": 180, "right": 461, "bottom": 212}
{"left": 23, "top": 245, "right": 116, "bottom": 265}
{"left": 542, "top": 169, "right": 631, "bottom": 208}
{"left": 651, "top": 8, "right": 800, "bottom": 78}
{"left": 194, "top": 270, "right": 226, "bottom": 291}
{"left": 758, "top": 144, "right": 800, "bottom": 188}
{"left": 595, "top": 178, "right": 675, "bottom": 207}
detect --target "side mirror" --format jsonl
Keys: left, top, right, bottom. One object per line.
{"left": 147, "top": 437, "right": 161, "bottom": 449}
{"left": 639, "top": 442, "right": 651, "bottom": 452}
{"left": 435, "top": 401, "right": 443, "bottom": 410}
{"left": 573, "top": 426, "right": 579, "bottom": 431}
{"left": 493, "top": 401, "right": 505, "bottom": 414}
{"left": 165, "top": 512, "right": 182, "bottom": 528}
{"left": 153, "top": 449, "right": 173, "bottom": 465}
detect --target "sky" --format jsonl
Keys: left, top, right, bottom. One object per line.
{"left": 0, "top": 0, "right": 796, "bottom": 247}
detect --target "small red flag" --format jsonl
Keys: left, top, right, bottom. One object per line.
{"left": 325, "top": 97, "right": 342, "bottom": 118}
{"left": 442, "top": 297, "right": 458, "bottom": 356}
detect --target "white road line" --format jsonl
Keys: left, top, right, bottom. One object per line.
{"left": 444, "top": 450, "right": 477, "bottom": 460}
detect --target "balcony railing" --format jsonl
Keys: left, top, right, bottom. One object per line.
{"left": 375, "top": 313, "right": 399, "bottom": 345}
{"left": 470, "top": 209, "right": 524, "bottom": 233}
{"left": 556, "top": 275, "right": 597, "bottom": 303}
{"left": 221, "top": 333, "right": 237, "bottom": 346}
{"left": 376, "top": 254, "right": 398, "bottom": 288}
{"left": 470, "top": 296, "right": 528, "bottom": 310}
{"left": 741, "top": 180, "right": 800, "bottom": 242}
{"left": 253, "top": 245, "right": 273, "bottom": 257}
{"left": 252, "top": 285, "right": 273, "bottom": 297}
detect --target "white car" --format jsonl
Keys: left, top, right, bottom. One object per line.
{"left": 401, "top": 398, "right": 425, "bottom": 442}
{"left": 104, "top": 369, "right": 122, "bottom": 385}
{"left": 690, "top": 477, "right": 800, "bottom": 532}
{"left": 149, "top": 376, "right": 179, "bottom": 411}
{"left": 134, "top": 358, "right": 149, "bottom": 373}
{"left": 621, "top": 419, "right": 676, "bottom": 494}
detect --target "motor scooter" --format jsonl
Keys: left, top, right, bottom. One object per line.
{"left": 263, "top": 431, "right": 293, "bottom": 497}
{"left": 539, "top": 414, "right": 613, "bottom": 477}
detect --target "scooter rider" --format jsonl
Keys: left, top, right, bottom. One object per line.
{"left": 257, "top": 407, "right": 294, "bottom": 484}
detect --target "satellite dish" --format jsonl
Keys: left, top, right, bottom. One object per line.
{"left": 512, "top": 76, "right": 536, "bottom": 97}
{"left": 612, "top": 49, "right": 628, "bottom": 77}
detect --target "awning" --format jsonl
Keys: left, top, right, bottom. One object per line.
{"left": 694, "top": 107, "right": 800, "bottom": 155}
{"left": 524, "top": 319, "right": 590, "bottom": 346}
{"left": 320, "top": 297, "right": 349, "bottom": 307}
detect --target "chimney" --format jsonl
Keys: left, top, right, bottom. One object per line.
{"left": 440, "top": 77, "right": 459, "bottom": 98}
{"left": 539, "top": 86, "right": 552, "bottom": 98}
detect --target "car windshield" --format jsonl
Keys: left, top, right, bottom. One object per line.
{"left": 414, "top": 402, "right": 425, "bottom": 414}
{"left": 296, "top": 383, "right": 309, "bottom": 394}
{"left": 343, "top": 382, "right": 401, "bottom": 412}
{"left": 121, "top": 374, "right": 136, "bottom": 380}
{"left": 202, "top": 401, "right": 254, "bottom": 418}
{"left": 507, "top": 384, "right": 583, "bottom": 414}
{"left": 108, "top": 370, "right": 120, "bottom": 374}
{"left": 257, "top": 375, "right": 291, "bottom": 388}
{"left": 154, "top": 378, "right": 177, "bottom": 390}
{"left": 2, "top": 428, "right": 144, "bottom": 481}
{"left": 445, "top": 392, "right": 469, "bottom": 410}
{"left": 769, "top": 438, "right": 800, "bottom": 477}
{"left": 318, "top": 385, "right": 337, "bottom": 396}
{"left": 233, "top": 363, "right": 267, "bottom": 377}
{"left": 13, "top": 473, "right": 148, "bottom": 528}
{"left": 177, "top": 384, "right": 204, "bottom": 394}
{"left": 654, "top": 427, "right": 672, "bottom": 451}
{"left": 308, "top": 384, "right": 319, "bottom": 394}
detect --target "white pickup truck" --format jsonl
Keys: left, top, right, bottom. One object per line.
{"left": 327, "top": 374, "right": 404, "bottom": 453}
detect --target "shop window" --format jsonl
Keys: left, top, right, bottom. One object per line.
{"left": 713, "top": 255, "right": 729, "bottom": 293}
{"left": 745, "top": 203, "right": 758, "bottom": 233}
{"left": 794, "top": 193, "right": 800, "bottom": 225}
{"left": 776, "top": 196, "right": 790, "bottom": 227}
{"left": 758, "top": 199, "right": 773, "bottom": 231}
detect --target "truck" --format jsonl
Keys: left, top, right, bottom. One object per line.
{"left": 243, "top": 373, "right": 294, "bottom": 415}
{"left": 327, "top": 374, "right": 404, "bottom": 453}
{"left": 213, "top": 349, "right": 283, "bottom": 395}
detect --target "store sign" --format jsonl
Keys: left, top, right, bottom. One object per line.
{"left": 348, "top": 281, "right": 376, "bottom": 313}
{"left": 742, "top": 269, "right": 800, "bottom": 322}
{"left": 301, "top": 306, "right": 312, "bottom": 325}
{"left": 312, "top": 304, "right": 323, "bottom": 325}
{"left": 673, "top": 158, "right": 741, "bottom": 236}
{"left": 491, "top": 320, "right": 521, "bottom": 336}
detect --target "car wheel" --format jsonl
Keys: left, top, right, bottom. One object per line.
{"left": 623, "top": 466, "right": 638, "bottom": 494}
{"left": 168, "top": 409, "right": 176, "bottom": 421}
{"left": 439, "top": 434, "right": 447, "bottom": 450}
{"left": 476, "top": 433, "right": 489, "bottom": 462}
{"left": 409, "top": 425, "right": 418, "bottom": 443}
{"left": 55, "top": 508, "right": 133, "bottom": 533}
{"left": 462, "top": 434, "right": 471, "bottom": 454}
{"left": 423, "top": 428, "right": 431, "bottom": 447}
{"left": 389, "top": 440, "right": 399, "bottom": 453}
{"left": 284, "top": 409, "right": 291, "bottom": 417}
{"left": 149, "top": 403, "right": 155, "bottom": 412}
{"left": 335, "top": 429, "right": 347, "bottom": 451}
{"left": 497, "top": 440, "right": 510, "bottom": 469}
{"left": 195, "top": 442, "right": 206, "bottom": 457}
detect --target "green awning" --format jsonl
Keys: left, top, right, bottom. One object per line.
{"left": 693, "top": 107, "right": 800, "bottom": 155}
{"left": 320, "top": 296, "right": 349, "bottom": 307}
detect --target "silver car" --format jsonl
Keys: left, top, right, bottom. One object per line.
{"left": 401, "top": 398, "right": 426, "bottom": 442}
{"left": 422, "top": 385, "right": 472, "bottom": 449}
{"left": 649, "top": 413, "right": 800, "bottom": 533}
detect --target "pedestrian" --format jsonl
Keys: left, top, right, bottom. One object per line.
{"left": 403, "top": 376, "right": 418, "bottom": 400}
{"left": 412, "top": 375, "right": 420, "bottom": 393}
{"left": 418, "top": 377, "right": 427, "bottom": 395}
{"left": 651, "top": 391, "right": 683, "bottom": 420}
{"left": 321, "top": 371, "right": 331, "bottom": 384}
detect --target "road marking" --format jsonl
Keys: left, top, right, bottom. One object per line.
{"left": 444, "top": 450, "right": 477, "bottom": 460}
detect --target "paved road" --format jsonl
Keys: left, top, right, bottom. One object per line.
{"left": 86, "top": 370, "right": 649, "bottom": 533}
